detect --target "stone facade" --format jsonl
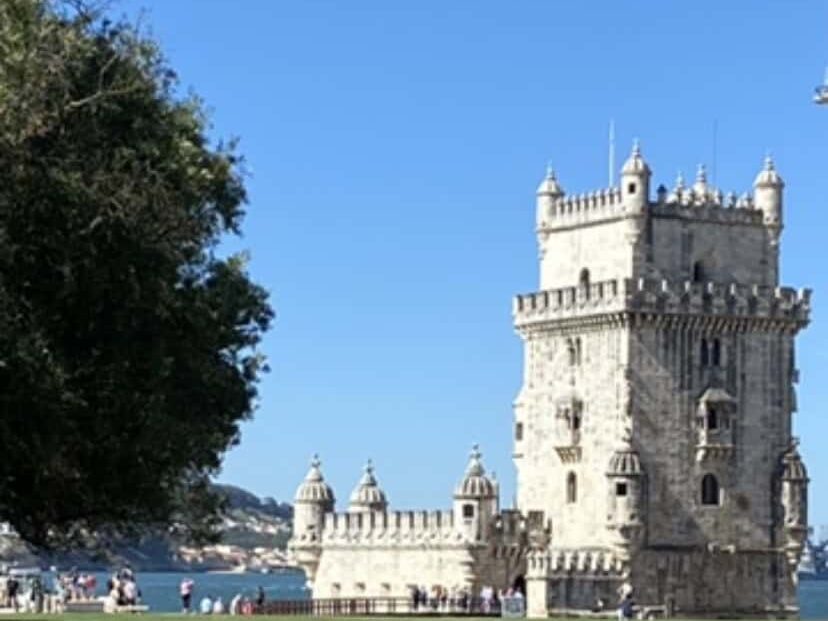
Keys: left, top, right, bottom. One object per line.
{"left": 289, "top": 144, "right": 811, "bottom": 618}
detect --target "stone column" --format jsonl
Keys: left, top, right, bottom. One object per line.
{"left": 526, "top": 576, "right": 549, "bottom": 618}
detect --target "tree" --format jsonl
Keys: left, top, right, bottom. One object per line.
{"left": 0, "top": 0, "right": 273, "bottom": 549}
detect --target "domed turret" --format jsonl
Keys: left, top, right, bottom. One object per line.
{"left": 295, "top": 455, "right": 335, "bottom": 504}
{"left": 292, "top": 455, "right": 334, "bottom": 542}
{"left": 605, "top": 431, "right": 645, "bottom": 556}
{"left": 453, "top": 445, "right": 498, "bottom": 541}
{"left": 753, "top": 154, "right": 784, "bottom": 233}
{"left": 536, "top": 163, "right": 564, "bottom": 229}
{"left": 620, "top": 140, "right": 651, "bottom": 213}
{"left": 455, "top": 444, "right": 496, "bottom": 499}
{"left": 692, "top": 164, "right": 710, "bottom": 202}
{"left": 348, "top": 460, "right": 388, "bottom": 513}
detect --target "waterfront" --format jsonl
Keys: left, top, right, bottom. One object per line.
{"left": 56, "top": 571, "right": 828, "bottom": 618}
{"left": 83, "top": 571, "right": 309, "bottom": 612}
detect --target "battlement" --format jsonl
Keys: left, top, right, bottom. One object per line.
{"left": 320, "top": 510, "right": 463, "bottom": 545}
{"left": 650, "top": 192, "right": 764, "bottom": 226}
{"left": 526, "top": 548, "right": 626, "bottom": 577}
{"left": 514, "top": 277, "right": 811, "bottom": 329}
{"left": 539, "top": 188, "right": 764, "bottom": 231}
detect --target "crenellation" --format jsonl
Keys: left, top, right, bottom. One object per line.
{"left": 514, "top": 277, "right": 810, "bottom": 330}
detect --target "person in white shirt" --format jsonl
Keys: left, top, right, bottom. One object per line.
{"left": 199, "top": 596, "right": 213, "bottom": 615}
{"left": 212, "top": 596, "right": 225, "bottom": 615}
{"left": 229, "top": 593, "right": 242, "bottom": 615}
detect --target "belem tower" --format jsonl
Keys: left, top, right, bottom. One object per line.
{"left": 289, "top": 143, "right": 811, "bottom": 617}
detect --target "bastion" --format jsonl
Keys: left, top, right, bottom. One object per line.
{"left": 289, "top": 143, "right": 810, "bottom": 618}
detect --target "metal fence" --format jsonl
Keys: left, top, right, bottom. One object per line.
{"left": 257, "top": 597, "right": 506, "bottom": 616}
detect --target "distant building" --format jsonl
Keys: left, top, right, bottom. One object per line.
{"left": 290, "top": 144, "right": 810, "bottom": 617}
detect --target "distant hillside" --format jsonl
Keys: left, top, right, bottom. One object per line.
{"left": 0, "top": 484, "right": 293, "bottom": 571}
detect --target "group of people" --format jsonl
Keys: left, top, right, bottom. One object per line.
{"left": 1, "top": 574, "right": 45, "bottom": 612}
{"left": 105, "top": 567, "right": 141, "bottom": 607}
{"left": 409, "top": 583, "right": 524, "bottom": 613}
{"left": 181, "top": 578, "right": 265, "bottom": 616}
{"left": 56, "top": 571, "right": 97, "bottom": 602}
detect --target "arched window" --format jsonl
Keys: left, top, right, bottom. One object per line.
{"left": 706, "top": 405, "right": 718, "bottom": 430}
{"left": 712, "top": 339, "right": 721, "bottom": 367}
{"left": 515, "top": 422, "right": 524, "bottom": 441}
{"left": 571, "top": 401, "right": 582, "bottom": 431}
{"left": 579, "top": 269, "right": 590, "bottom": 299}
{"left": 575, "top": 337, "right": 583, "bottom": 366}
{"left": 700, "top": 339, "right": 709, "bottom": 367}
{"left": 693, "top": 261, "right": 705, "bottom": 282}
{"left": 701, "top": 474, "right": 720, "bottom": 506}
{"left": 566, "top": 472, "right": 577, "bottom": 503}
{"left": 567, "top": 339, "right": 577, "bottom": 366}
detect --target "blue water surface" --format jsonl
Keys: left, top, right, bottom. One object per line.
{"left": 54, "top": 571, "right": 828, "bottom": 618}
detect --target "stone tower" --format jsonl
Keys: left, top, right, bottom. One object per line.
{"left": 514, "top": 144, "right": 811, "bottom": 617}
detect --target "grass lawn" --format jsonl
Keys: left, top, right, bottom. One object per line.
{"left": 0, "top": 611, "right": 748, "bottom": 621}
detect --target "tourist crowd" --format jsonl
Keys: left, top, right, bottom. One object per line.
{"left": 181, "top": 578, "right": 266, "bottom": 616}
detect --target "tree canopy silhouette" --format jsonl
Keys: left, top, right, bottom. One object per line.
{"left": 0, "top": 0, "right": 273, "bottom": 548}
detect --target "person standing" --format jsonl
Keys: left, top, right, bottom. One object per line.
{"left": 255, "top": 586, "right": 265, "bottom": 608}
{"left": 180, "top": 578, "right": 195, "bottom": 614}
{"left": 617, "top": 592, "right": 635, "bottom": 621}
{"left": 199, "top": 594, "right": 213, "bottom": 615}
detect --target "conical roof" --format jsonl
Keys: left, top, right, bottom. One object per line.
{"left": 754, "top": 154, "right": 784, "bottom": 188}
{"left": 607, "top": 430, "right": 643, "bottom": 477}
{"left": 536, "top": 164, "right": 564, "bottom": 197}
{"left": 455, "top": 444, "right": 496, "bottom": 498}
{"left": 294, "top": 454, "right": 335, "bottom": 503}
{"left": 348, "top": 460, "right": 388, "bottom": 511}
{"left": 621, "top": 140, "right": 651, "bottom": 176}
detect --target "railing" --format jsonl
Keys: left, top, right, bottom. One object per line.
{"left": 257, "top": 597, "right": 504, "bottom": 616}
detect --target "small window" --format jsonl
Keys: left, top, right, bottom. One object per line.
{"left": 706, "top": 406, "right": 718, "bottom": 430}
{"left": 693, "top": 261, "right": 705, "bottom": 282}
{"left": 701, "top": 474, "right": 720, "bottom": 506}
{"left": 567, "top": 339, "right": 577, "bottom": 366}
{"left": 615, "top": 482, "right": 628, "bottom": 497}
{"left": 462, "top": 504, "right": 475, "bottom": 518}
{"left": 712, "top": 339, "right": 721, "bottom": 367}
{"left": 579, "top": 269, "right": 590, "bottom": 299}
{"left": 566, "top": 472, "right": 577, "bottom": 504}
{"left": 628, "top": 183, "right": 636, "bottom": 194}
{"left": 515, "top": 422, "right": 524, "bottom": 441}
{"left": 700, "top": 339, "right": 709, "bottom": 367}
{"left": 575, "top": 338, "right": 583, "bottom": 366}
{"left": 572, "top": 403, "right": 582, "bottom": 431}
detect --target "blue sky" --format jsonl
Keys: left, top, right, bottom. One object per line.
{"left": 118, "top": 1, "right": 828, "bottom": 524}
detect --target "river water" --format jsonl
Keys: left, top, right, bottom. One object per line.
{"left": 66, "top": 571, "right": 828, "bottom": 618}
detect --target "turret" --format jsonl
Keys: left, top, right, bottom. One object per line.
{"left": 692, "top": 164, "right": 710, "bottom": 203}
{"left": 293, "top": 454, "right": 335, "bottom": 536}
{"left": 290, "top": 455, "right": 335, "bottom": 587}
{"left": 754, "top": 154, "right": 784, "bottom": 234}
{"left": 780, "top": 439, "right": 808, "bottom": 569}
{"left": 453, "top": 444, "right": 497, "bottom": 541}
{"left": 348, "top": 460, "right": 388, "bottom": 513}
{"left": 605, "top": 432, "right": 646, "bottom": 558}
{"left": 536, "top": 163, "right": 564, "bottom": 230}
{"left": 620, "top": 140, "right": 651, "bottom": 213}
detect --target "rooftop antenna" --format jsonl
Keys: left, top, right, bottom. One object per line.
{"left": 609, "top": 119, "right": 616, "bottom": 188}
{"left": 712, "top": 119, "right": 718, "bottom": 188}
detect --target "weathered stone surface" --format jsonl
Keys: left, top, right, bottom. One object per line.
{"left": 289, "top": 148, "right": 809, "bottom": 618}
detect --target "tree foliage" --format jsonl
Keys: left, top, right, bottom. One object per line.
{"left": 0, "top": 0, "right": 273, "bottom": 549}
